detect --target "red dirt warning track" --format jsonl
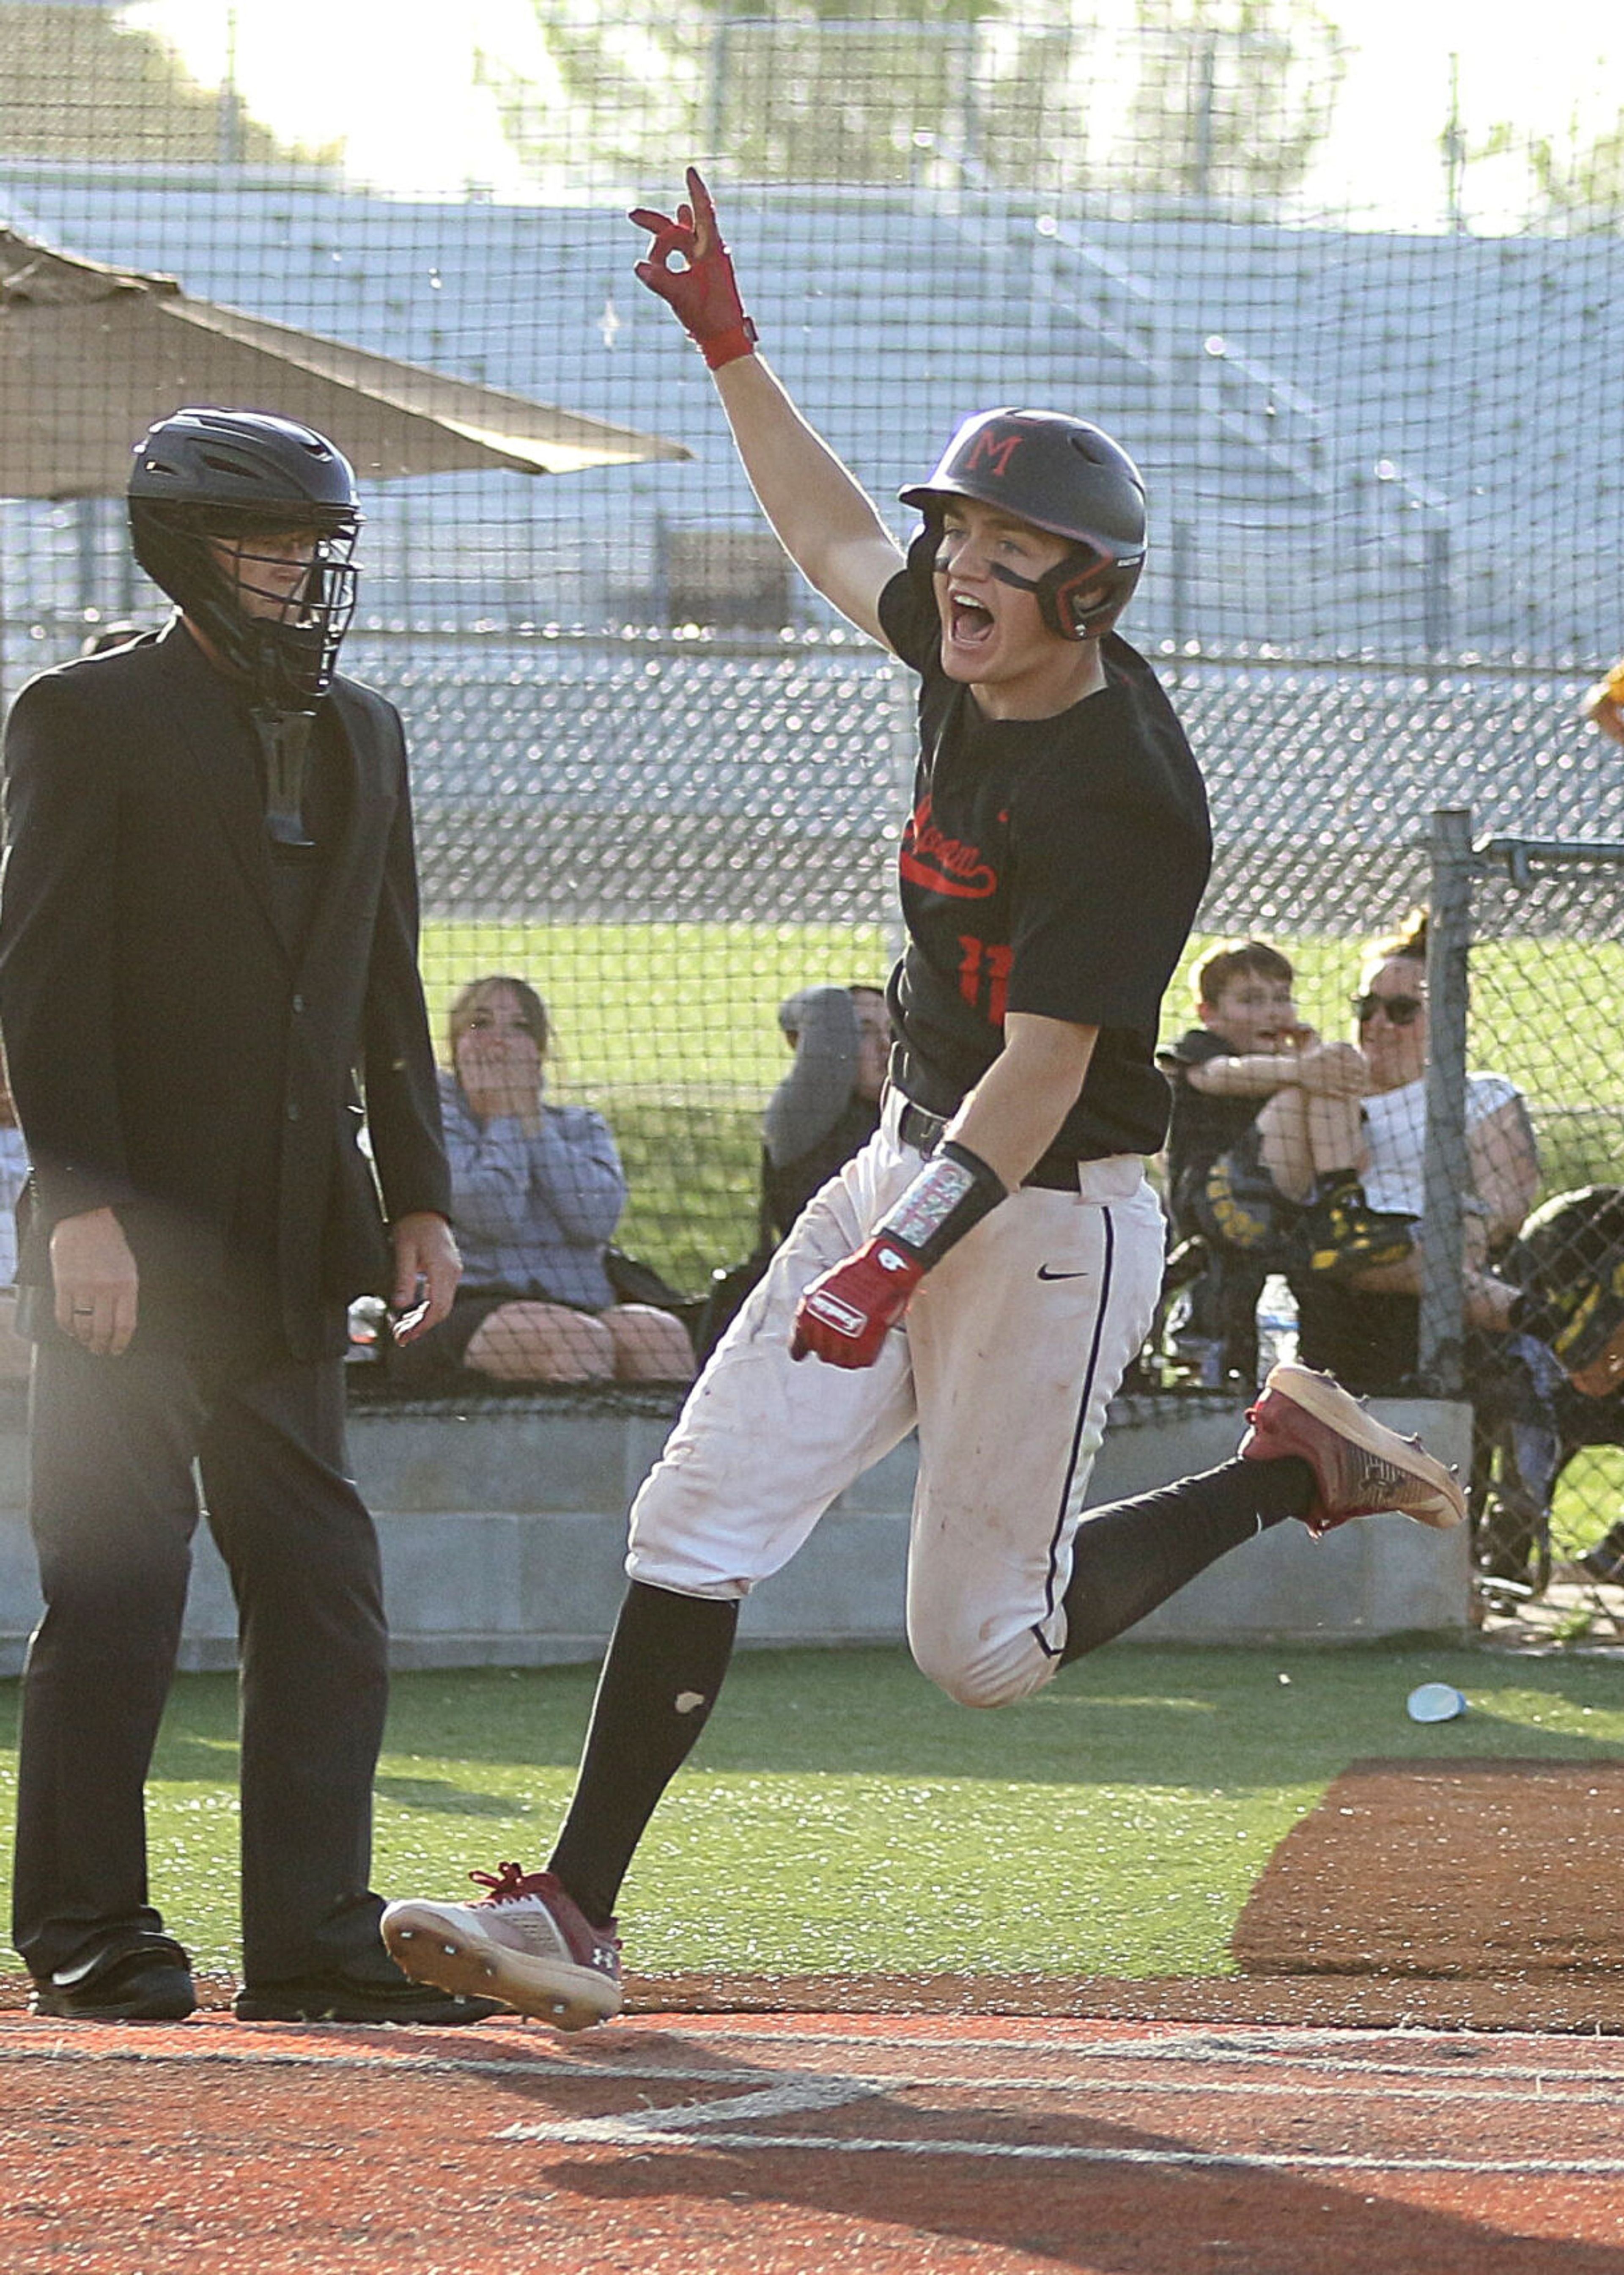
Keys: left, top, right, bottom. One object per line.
{"left": 2, "top": 2008, "right": 1621, "bottom": 2274}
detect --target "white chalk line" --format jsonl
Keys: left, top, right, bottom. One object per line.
{"left": 497, "top": 2073, "right": 885, "bottom": 2143}
{"left": 495, "top": 2113, "right": 1624, "bottom": 2179}
{"left": 4, "top": 2029, "right": 1615, "bottom": 2178}
{"left": 0, "top": 2041, "right": 1614, "bottom": 2110}
{"left": 664, "top": 2022, "right": 1624, "bottom": 2088}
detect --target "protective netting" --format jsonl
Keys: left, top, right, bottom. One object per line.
{"left": 2, "top": 3, "right": 1624, "bottom": 1582}
{"left": 1451, "top": 853, "right": 1624, "bottom": 1593}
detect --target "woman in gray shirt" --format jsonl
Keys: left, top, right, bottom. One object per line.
{"left": 392, "top": 975, "right": 694, "bottom": 1388}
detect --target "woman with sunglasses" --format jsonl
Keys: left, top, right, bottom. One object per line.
{"left": 1292, "top": 913, "right": 1540, "bottom": 1396}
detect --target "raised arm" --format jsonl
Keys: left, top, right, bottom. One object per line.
{"left": 631, "top": 169, "right": 903, "bottom": 644}
{"left": 528, "top": 1110, "right": 627, "bottom": 1248}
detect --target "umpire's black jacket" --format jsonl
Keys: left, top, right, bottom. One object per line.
{"left": 0, "top": 617, "right": 450, "bottom": 1362}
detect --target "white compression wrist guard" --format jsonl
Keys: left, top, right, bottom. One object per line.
{"left": 874, "top": 1140, "right": 1007, "bottom": 1269}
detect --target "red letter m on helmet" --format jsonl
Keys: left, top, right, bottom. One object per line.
{"left": 964, "top": 426, "right": 1023, "bottom": 479}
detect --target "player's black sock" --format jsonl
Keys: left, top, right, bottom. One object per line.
{"left": 547, "top": 1580, "right": 739, "bottom": 1928}
{"left": 1059, "top": 1454, "right": 1314, "bottom": 1663}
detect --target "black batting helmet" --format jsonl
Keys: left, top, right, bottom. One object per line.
{"left": 128, "top": 408, "right": 361, "bottom": 706}
{"left": 1506, "top": 1185, "right": 1624, "bottom": 1377}
{"left": 900, "top": 408, "right": 1147, "bottom": 639}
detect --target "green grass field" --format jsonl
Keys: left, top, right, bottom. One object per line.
{"left": 3, "top": 1644, "right": 1618, "bottom": 1982}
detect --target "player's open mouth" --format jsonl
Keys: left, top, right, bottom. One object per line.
{"left": 947, "top": 593, "right": 995, "bottom": 644}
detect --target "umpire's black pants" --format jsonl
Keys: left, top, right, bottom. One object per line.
{"left": 11, "top": 1337, "right": 390, "bottom": 1985}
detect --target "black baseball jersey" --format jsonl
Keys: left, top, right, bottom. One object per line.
{"left": 878, "top": 538, "right": 1211, "bottom": 1161}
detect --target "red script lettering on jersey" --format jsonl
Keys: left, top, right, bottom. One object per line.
{"left": 900, "top": 795, "right": 999, "bottom": 898}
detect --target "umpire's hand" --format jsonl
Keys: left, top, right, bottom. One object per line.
{"left": 50, "top": 1205, "right": 139, "bottom": 1357}
{"left": 389, "top": 1212, "right": 461, "bottom": 1345}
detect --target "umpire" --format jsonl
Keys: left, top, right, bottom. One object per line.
{"left": 0, "top": 409, "right": 493, "bottom": 2025}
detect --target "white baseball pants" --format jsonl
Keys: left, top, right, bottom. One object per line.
{"left": 626, "top": 1093, "right": 1166, "bottom": 1707}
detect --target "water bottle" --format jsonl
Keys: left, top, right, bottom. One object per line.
{"left": 1257, "top": 1274, "right": 1298, "bottom": 1374}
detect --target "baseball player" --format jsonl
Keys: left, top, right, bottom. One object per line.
{"left": 381, "top": 171, "right": 1466, "bottom": 2028}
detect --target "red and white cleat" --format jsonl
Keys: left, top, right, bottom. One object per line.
{"left": 1240, "top": 1361, "right": 1466, "bottom": 1538}
{"left": 382, "top": 1863, "right": 622, "bottom": 2032}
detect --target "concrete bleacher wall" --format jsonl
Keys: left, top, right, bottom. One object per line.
{"left": 0, "top": 1394, "right": 1472, "bottom": 1677}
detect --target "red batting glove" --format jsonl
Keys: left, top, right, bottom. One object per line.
{"left": 790, "top": 1235, "right": 924, "bottom": 1369}
{"left": 629, "top": 166, "right": 758, "bottom": 371}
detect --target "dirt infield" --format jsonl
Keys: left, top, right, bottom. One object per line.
{"left": 637, "top": 1967, "right": 1624, "bottom": 2034}
{"left": 1232, "top": 1758, "right": 1624, "bottom": 1984}
{"left": 8, "top": 1962, "right": 1623, "bottom": 2035}
{"left": 3, "top": 1757, "right": 1622, "bottom": 2270}
{"left": 3, "top": 2010, "right": 1622, "bottom": 2273}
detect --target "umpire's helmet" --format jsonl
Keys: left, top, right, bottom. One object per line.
{"left": 900, "top": 408, "right": 1147, "bottom": 639}
{"left": 128, "top": 409, "right": 361, "bottom": 706}
{"left": 1506, "top": 1184, "right": 1624, "bottom": 1376}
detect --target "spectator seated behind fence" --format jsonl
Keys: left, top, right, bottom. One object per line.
{"left": 1289, "top": 914, "right": 1540, "bottom": 1388}
{"left": 1283, "top": 916, "right": 1550, "bottom": 1578}
{"left": 390, "top": 976, "right": 695, "bottom": 1391}
{"left": 1157, "top": 937, "right": 1399, "bottom": 1385}
{"left": 691, "top": 982, "right": 891, "bottom": 1363}
{"left": 763, "top": 983, "right": 891, "bottom": 1242}
{"left": 1503, "top": 1184, "right": 1624, "bottom": 1588}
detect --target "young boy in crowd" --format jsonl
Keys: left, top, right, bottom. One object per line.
{"left": 1160, "top": 940, "right": 1407, "bottom": 1380}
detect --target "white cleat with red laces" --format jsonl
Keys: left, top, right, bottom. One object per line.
{"left": 381, "top": 1863, "right": 622, "bottom": 2031}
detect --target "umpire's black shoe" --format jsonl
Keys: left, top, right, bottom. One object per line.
{"left": 30, "top": 1934, "right": 197, "bottom": 2022}
{"left": 233, "top": 1962, "right": 504, "bottom": 2026}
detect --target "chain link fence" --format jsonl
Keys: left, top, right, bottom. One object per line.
{"left": 1447, "top": 838, "right": 1624, "bottom": 1597}
{"left": 2, "top": 4, "right": 1624, "bottom": 1579}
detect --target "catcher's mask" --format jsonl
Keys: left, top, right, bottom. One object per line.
{"left": 128, "top": 408, "right": 360, "bottom": 707}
